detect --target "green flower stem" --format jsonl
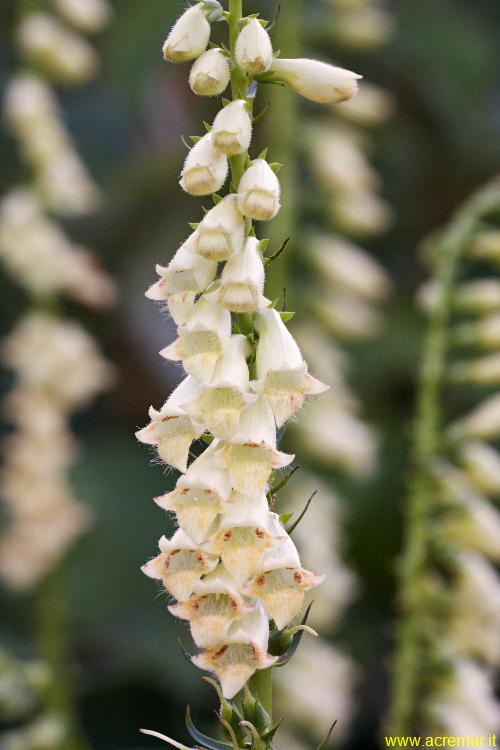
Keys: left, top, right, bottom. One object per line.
{"left": 38, "top": 570, "right": 91, "bottom": 750}
{"left": 389, "top": 177, "right": 500, "bottom": 735}
{"left": 228, "top": 0, "right": 273, "bottom": 725}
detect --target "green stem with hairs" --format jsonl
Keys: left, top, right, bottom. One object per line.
{"left": 389, "top": 178, "right": 500, "bottom": 735}
{"left": 228, "top": 0, "right": 273, "bottom": 725}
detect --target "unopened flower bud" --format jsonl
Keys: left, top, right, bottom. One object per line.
{"left": 238, "top": 159, "right": 281, "bottom": 221}
{"left": 455, "top": 280, "right": 500, "bottom": 314}
{"left": 215, "top": 237, "right": 269, "bottom": 312}
{"left": 189, "top": 48, "right": 230, "bottom": 96}
{"left": 270, "top": 58, "right": 361, "bottom": 104}
{"left": 212, "top": 100, "right": 252, "bottom": 156}
{"left": 53, "top": 0, "right": 112, "bottom": 33}
{"left": 449, "top": 353, "right": 500, "bottom": 386}
{"left": 235, "top": 18, "right": 273, "bottom": 75}
{"left": 180, "top": 133, "right": 228, "bottom": 196}
{"left": 453, "top": 313, "right": 500, "bottom": 349}
{"left": 163, "top": 4, "right": 211, "bottom": 63}
{"left": 195, "top": 194, "right": 245, "bottom": 260}
{"left": 450, "top": 393, "right": 500, "bottom": 441}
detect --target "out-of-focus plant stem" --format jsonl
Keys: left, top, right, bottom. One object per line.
{"left": 38, "top": 570, "right": 91, "bottom": 750}
{"left": 389, "top": 177, "right": 500, "bottom": 735}
{"left": 263, "top": 0, "right": 301, "bottom": 302}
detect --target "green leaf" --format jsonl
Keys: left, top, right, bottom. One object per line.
{"left": 185, "top": 707, "right": 233, "bottom": 750}
{"left": 279, "top": 513, "right": 293, "bottom": 525}
{"left": 261, "top": 718, "right": 284, "bottom": 742}
{"left": 258, "top": 238, "right": 270, "bottom": 254}
{"left": 315, "top": 721, "right": 338, "bottom": 750}
{"left": 269, "top": 465, "right": 300, "bottom": 496}
{"left": 286, "top": 491, "right": 317, "bottom": 535}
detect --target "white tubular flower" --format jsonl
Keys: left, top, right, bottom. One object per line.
{"left": 311, "top": 292, "right": 383, "bottom": 339}
{"left": 142, "top": 530, "right": 219, "bottom": 602}
{"left": 337, "top": 81, "right": 395, "bottom": 127}
{"left": 145, "top": 237, "right": 217, "bottom": 324}
{"left": 161, "top": 296, "right": 232, "bottom": 382}
{"left": 53, "top": 0, "right": 112, "bottom": 33}
{"left": 215, "top": 237, "right": 269, "bottom": 313}
{"left": 253, "top": 308, "right": 328, "bottom": 427}
{"left": 449, "top": 353, "right": 500, "bottom": 386}
{"left": 189, "top": 48, "right": 230, "bottom": 96}
{"left": 460, "top": 441, "right": 500, "bottom": 496}
{"left": 194, "top": 194, "right": 245, "bottom": 261}
{"left": 470, "top": 229, "right": 500, "bottom": 263}
{"left": 243, "top": 531, "right": 325, "bottom": 629}
{"left": 270, "top": 58, "right": 361, "bottom": 104}
{"left": 450, "top": 393, "right": 500, "bottom": 441}
{"left": 192, "top": 606, "right": 278, "bottom": 699}
{"left": 155, "top": 443, "right": 232, "bottom": 543}
{"left": 211, "top": 100, "right": 253, "bottom": 156}
{"left": 235, "top": 18, "right": 273, "bottom": 74}
{"left": 203, "top": 500, "right": 283, "bottom": 584}
{"left": 169, "top": 566, "right": 253, "bottom": 648}
{"left": 135, "top": 376, "right": 204, "bottom": 473}
{"left": 180, "top": 133, "right": 228, "bottom": 197}
{"left": 453, "top": 313, "right": 500, "bottom": 350}
{"left": 216, "top": 397, "right": 294, "bottom": 496}
{"left": 162, "top": 4, "right": 211, "bottom": 63}
{"left": 309, "top": 234, "right": 390, "bottom": 301}
{"left": 17, "top": 12, "right": 98, "bottom": 86}
{"left": 452, "top": 552, "right": 500, "bottom": 665}
{"left": 238, "top": 159, "right": 281, "bottom": 222}
{"left": 184, "top": 335, "right": 256, "bottom": 440}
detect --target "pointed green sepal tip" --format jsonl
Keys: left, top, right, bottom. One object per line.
{"left": 316, "top": 720, "right": 338, "bottom": 750}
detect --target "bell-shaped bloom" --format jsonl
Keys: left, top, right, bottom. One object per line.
{"left": 270, "top": 58, "right": 361, "bottom": 104}
{"left": 243, "top": 530, "right": 325, "bottom": 629}
{"left": 252, "top": 309, "right": 328, "bottom": 426}
{"left": 192, "top": 605, "right": 278, "bottom": 699}
{"left": 214, "top": 237, "right": 269, "bottom": 313}
{"left": 204, "top": 500, "right": 283, "bottom": 584}
{"left": 194, "top": 194, "right": 245, "bottom": 261}
{"left": 169, "top": 566, "right": 253, "bottom": 648}
{"left": 450, "top": 393, "right": 500, "bottom": 442}
{"left": 145, "top": 235, "right": 217, "bottom": 324}
{"left": 180, "top": 133, "right": 228, "bottom": 196}
{"left": 211, "top": 100, "right": 253, "bottom": 156}
{"left": 142, "top": 530, "right": 219, "bottom": 602}
{"left": 161, "top": 296, "right": 232, "bottom": 382}
{"left": 184, "top": 335, "right": 256, "bottom": 440}
{"left": 238, "top": 159, "right": 281, "bottom": 222}
{"left": 155, "top": 442, "right": 232, "bottom": 543}
{"left": 189, "top": 48, "right": 230, "bottom": 96}
{"left": 235, "top": 18, "right": 273, "bottom": 75}
{"left": 135, "top": 376, "right": 204, "bottom": 472}
{"left": 216, "top": 397, "right": 294, "bottom": 496}
{"left": 162, "top": 4, "right": 211, "bottom": 63}
{"left": 460, "top": 441, "right": 500, "bottom": 497}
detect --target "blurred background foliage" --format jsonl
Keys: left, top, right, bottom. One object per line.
{"left": 1, "top": 0, "right": 500, "bottom": 748}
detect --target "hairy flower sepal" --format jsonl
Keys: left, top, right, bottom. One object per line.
{"left": 252, "top": 308, "right": 328, "bottom": 426}
{"left": 189, "top": 48, "right": 231, "bottom": 97}
{"left": 238, "top": 159, "right": 281, "bottom": 222}
{"left": 192, "top": 606, "right": 278, "bottom": 699}
{"left": 270, "top": 58, "right": 361, "bottom": 104}
{"left": 212, "top": 100, "right": 253, "bottom": 156}
{"left": 142, "top": 529, "right": 219, "bottom": 601}
{"left": 194, "top": 194, "right": 245, "bottom": 261}
{"left": 180, "top": 132, "right": 228, "bottom": 196}
{"left": 212, "top": 237, "right": 270, "bottom": 313}
{"left": 163, "top": 4, "right": 212, "bottom": 63}
{"left": 136, "top": 376, "right": 204, "bottom": 472}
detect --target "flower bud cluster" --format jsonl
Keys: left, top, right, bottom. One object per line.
{"left": 138, "top": 1, "right": 363, "bottom": 701}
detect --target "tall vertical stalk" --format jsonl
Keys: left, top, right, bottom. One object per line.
{"left": 389, "top": 178, "right": 500, "bottom": 735}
